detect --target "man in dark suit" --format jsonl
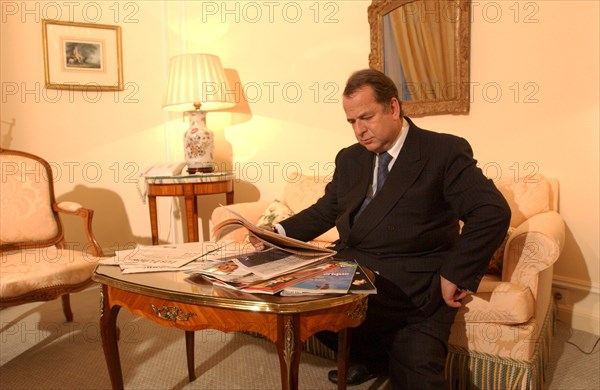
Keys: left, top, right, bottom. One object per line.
{"left": 259, "top": 69, "right": 511, "bottom": 388}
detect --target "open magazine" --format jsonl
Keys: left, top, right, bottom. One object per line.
{"left": 212, "top": 206, "right": 336, "bottom": 257}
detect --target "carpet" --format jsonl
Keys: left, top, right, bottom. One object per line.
{"left": 1, "top": 285, "right": 598, "bottom": 389}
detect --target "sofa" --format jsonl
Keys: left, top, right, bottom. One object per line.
{"left": 211, "top": 172, "right": 565, "bottom": 389}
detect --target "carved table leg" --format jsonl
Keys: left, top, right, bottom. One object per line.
{"left": 185, "top": 331, "right": 196, "bottom": 381}
{"left": 99, "top": 286, "right": 124, "bottom": 390}
{"left": 276, "top": 315, "right": 301, "bottom": 390}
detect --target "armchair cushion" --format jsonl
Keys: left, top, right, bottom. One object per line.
{"left": 282, "top": 173, "right": 331, "bottom": 213}
{"left": 256, "top": 200, "right": 295, "bottom": 228}
{"left": 460, "top": 282, "right": 534, "bottom": 324}
{"left": 0, "top": 153, "right": 59, "bottom": 243}
{"left": 0, "top": 248, "right": 99, "bottom": 299}
{"left": 495, "top": 175, "right": 552, "bottom": 228}
{"left": 282, "top": 174, "right": 339, "bottom": 242}
{"left": 503, "top": 211, "right": 565, "bottom": 288}
{"left": 56, "top": 201, "right": 84, "bottom": 212}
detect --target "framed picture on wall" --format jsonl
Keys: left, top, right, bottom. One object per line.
{"left": 42, "top": 20, "right": 123, "bottom": 91}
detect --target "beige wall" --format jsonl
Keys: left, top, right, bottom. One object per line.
{"left": 1, "top": 0, "right": 598, "bottom": 333}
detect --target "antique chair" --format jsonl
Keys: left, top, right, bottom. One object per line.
{"left": 211, "top": 172, "right": 565, "bottom": 389}
{"left": 0, "top": 148, "right": 104, "bottom": 322}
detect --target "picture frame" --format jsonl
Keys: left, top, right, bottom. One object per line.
{"left": 42, "top": 20, "right": 123, "bottom": 91}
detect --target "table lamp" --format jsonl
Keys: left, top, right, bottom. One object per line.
{"left": 162, "top": 53, "right": 235, "bottom": 173}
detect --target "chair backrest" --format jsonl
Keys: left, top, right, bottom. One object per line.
{"left": 494, "top": 173, "right": 559, "bottom": 228}
{"left": 0, "top": 148, "right": 64, "bottom": 251}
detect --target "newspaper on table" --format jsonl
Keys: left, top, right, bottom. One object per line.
{"left": 98, "top": 241, "right": 236, "bottom": 274}
{"left": 211, "top": 261, "right": 340, "bottom": 295}
{"left": 185, "top": 247, "right": 333, "bottom": 282}
{"left": 186, "top": 259, "right": 257, "bottom": 283}
{"left": 233, "top": 248, "right": 333, "bottom": 279}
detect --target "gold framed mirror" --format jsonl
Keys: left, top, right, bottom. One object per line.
{"left": 368, "top": 0, "right": 471, "bottom": 116}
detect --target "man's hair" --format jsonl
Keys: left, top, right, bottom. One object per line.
{"left": 343, "top": 69, "right": 401, "bottom": 113}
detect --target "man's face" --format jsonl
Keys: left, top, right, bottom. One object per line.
{"left": 342, "top": 86, "right": 402, "bottom": 154}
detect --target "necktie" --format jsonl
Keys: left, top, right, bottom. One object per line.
{"left": 376, "top": 152, "right": 392, "bottom": 194}
{"left": 353, "top": 152, "right": 393, "bottom": 222}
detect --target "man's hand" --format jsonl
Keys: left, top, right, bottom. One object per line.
{"left": 249, "top": 234, "right": 266, "bottom": 251}
{"left": 440, "top": 275, "right": 467, "bottom": 308}
{"left": 250, "top": 225, "right": 278, "bottom": 251}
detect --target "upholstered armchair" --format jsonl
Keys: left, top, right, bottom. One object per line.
{"left": 0, "top": 148, "right": 104, "bottom": 322}
{"left": 446, "top": 175, "right": 565, "bottom": 389}
{"left": 211, "top": 173, "right": 565, "bottom": 389}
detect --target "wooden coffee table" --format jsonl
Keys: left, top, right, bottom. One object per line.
{"left": 93, "top": 264, "right": 368, "bottom": 390}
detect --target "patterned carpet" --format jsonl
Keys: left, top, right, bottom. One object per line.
{"left": 1, "top": 285, "right": 598, "bottom": 389}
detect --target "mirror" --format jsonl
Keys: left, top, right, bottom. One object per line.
{"left": 368, "top": 0, "right": 471, "bottom": 116}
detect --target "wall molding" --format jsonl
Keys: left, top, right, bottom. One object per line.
{"left": 553, "top": 275, "right": 600, "bottom": 294}
{"left": 553, "top": 275, "right": 600, "bottom": 335}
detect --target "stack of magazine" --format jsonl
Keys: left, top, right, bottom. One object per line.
{"left": 184, "top": 207, "right": 376, "bottom": 296}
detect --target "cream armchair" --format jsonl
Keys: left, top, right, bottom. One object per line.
{"left": 0, "top": 148, "right": 104, "bottom": 322}
{"left": 447, "top": 176, "right": 565, "bottom": 390}
{"left": 211, "top": 173, "right": 565, "bottom": 388}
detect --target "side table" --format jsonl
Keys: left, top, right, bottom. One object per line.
{"left": 145, "top": 172, "right": 234, "bottom": 244}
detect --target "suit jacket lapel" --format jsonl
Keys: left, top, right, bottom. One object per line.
{"left": 348, "top": 122, "right": 427, "bottom": 245}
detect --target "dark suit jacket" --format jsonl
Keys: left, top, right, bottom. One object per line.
{"left": 280, "top": 118, "right": 511, "bottom": 317}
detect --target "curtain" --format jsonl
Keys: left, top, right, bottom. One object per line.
{"left": 385, "top": 0, "right": 458, "bottom": 101}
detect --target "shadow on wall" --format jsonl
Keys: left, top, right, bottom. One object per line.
{"left": 57, "top": 185, "right": 146, "bottom": 255}
{"left": 176, "top": 180, "right": 261, "bottom": 242}
{"left": 559, "top": 223, "right": 592, "bottom": 327}
{"left": 1, "top": 118, "right": 16, "bottom": 148}
{"left": 57, "top": 181, "right": 262, "bottom": 250}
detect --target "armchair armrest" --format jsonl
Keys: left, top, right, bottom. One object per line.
{"left": 461, "top": 282, "right": 535, "bottom": 324}
{"left": 503, "top": 211, "right": 565, "bottom": 292}
{"left": 210, "top": 200, "right": 271, "bottom": 242}
{"left": 54, "top": 201, "right": 104, "bottom": 257}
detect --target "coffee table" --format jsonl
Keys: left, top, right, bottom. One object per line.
{"left": 93, "top": 264, "right": 368, "bottom": 390}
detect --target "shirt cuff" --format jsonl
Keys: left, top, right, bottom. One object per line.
{"left": 273, "top": 223, "right": 286, "bottom": 236}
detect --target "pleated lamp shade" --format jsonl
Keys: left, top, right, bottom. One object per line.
{"left": 162, "top": 53, "right": 235, "bottom": 112}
